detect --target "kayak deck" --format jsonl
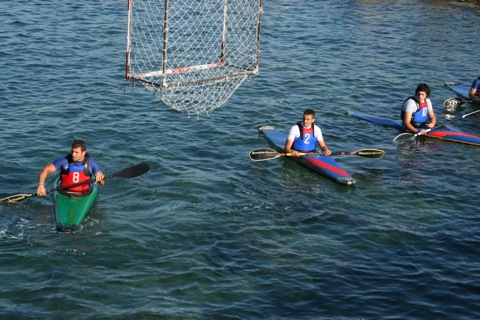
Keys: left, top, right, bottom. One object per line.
{"left": 445, "top": 82, "right": 471, "bottom": 100}
{"left": 349, "top": 111, "right": 480, "bottom": 147}
{"left": 258, "top": 125, "right": 356, "bottom": 186}
{"left": 53, "top": 182, "right": 99, "bottom": 232}
{"left": 445, "top": 81, "right": 479, "bottom": 107}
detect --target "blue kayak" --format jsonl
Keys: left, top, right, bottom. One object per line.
{"left": 445, "top": 82, "right": 471, "bottom": 100}
{"left": 258, "top": 125, "right": 356, "bottom": 186}
{"left": 445, "top": 81, "right": 480, "bottom": 107}
{"left": 349, "top": 111, "right": 480, "bottom": 147}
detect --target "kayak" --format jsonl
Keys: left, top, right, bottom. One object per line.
{"left": 53, "top": 180, "right": 99, "bottom": 232}
{"left": 445, "top": 81, "right": 471, "bottom": 100}
{"left": 349, "top": 111, "right": 480, "bottom": 147}
{"left": 258, "top": 125, "right": 356, "bottom": 186}
{"left": 445, "top": 81, "right": 480, "bottom": 108}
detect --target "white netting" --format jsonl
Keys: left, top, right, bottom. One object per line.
{"left": 126, "top": 0, "right": 263, "bottom": 115}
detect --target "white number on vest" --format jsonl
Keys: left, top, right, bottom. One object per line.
{"left": 73, "top": 172, "right": 80, "bottom": 183}
{"left": 304, "top": 133, "right": 311, "bottom": 144}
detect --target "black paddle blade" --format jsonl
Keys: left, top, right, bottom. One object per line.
{"left": 111, "top": 163, "right": 150, "bottom": 179}
{"left": 0, "top": 193, "right": 35, "bottom": 204}
{"left": 353, "top": 149, "right": 385, "bottom": 158}
{"left": 249, "top": 148, "right": 281, "bottom": 161}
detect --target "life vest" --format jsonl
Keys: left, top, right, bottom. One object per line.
{"left": 401, "top": 96, "right": 429, "bottom": 127}
{"left": 60, "top": 153, "right": 92, "bottom": 192}
{"left": 293, "top": 121, "right": 317, "bottom": 152}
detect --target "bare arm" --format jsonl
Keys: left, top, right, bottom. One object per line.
{"left": 37, "top": 163, "right": 57, "bottom": 196}
{"left": 94, "top": 171, "right": 106, "bottom": 185}
{"left": 318, "top": 140, "right": 331, "bottom": 156}
{"left": 284, "top": 139, "right": 299, "bottom": 157}
{"left": 402, "top": 112, "right": 426, "bottom": 134}
{"left": 469, "top": 88, "right": 480, "bottom": 103}
{"left": 426, "top": 109, "right": 436, "bottom": 128}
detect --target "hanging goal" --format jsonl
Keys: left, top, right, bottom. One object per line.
{"left": 126, "top": 0, "right": 263, "bottom": 116}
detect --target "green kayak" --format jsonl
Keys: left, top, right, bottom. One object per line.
{"left": 53, "top": 180, "right": 99, "bottom": 232}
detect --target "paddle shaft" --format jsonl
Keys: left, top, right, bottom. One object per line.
{"left": 249, "top": 148, "right": 384, "bottom": 161}
{"left": 0, "top": 163, "right": 149, "bottom": 203}
{"left": 394, "top": 109, "right": 480, "bottom": 143}
{"left": 286, "top": 150, "right": 383, "bottom": 157}
{"left": 419, "top": 109, "right": 480, "bottom": 136}
{"left": 45, "top": 162, "right": 150, "bottom": 194}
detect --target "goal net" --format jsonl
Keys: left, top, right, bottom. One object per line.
{"left": 126, "top": 0, "right": 263, "bottom": 116}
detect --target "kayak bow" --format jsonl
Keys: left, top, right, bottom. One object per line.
{"left": 53, "top": 180, "right": 99, "bottom": 232}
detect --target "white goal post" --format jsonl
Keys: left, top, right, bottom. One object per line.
{"left": 126, "top": 0, "right": 263, "bottom": 115}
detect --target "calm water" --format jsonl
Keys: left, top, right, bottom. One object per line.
{"left": 1, "top": 0, "right": 480, "bottom": 318}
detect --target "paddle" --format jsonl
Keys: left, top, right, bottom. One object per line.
{"left": 393, "top": 109, "right": 480, "bottom": 144}
{"left": 444, "top": 97, "right": 472, "bottom": 112}
{"left": 0, "top": 163, "right": 150, "bottom": 204}
{"left": 249, "top": 148, "right": 385, "bottom": 161}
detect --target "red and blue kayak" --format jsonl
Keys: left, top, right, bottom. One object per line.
{"left": 349, "top": 111, "right": 480, "bottom": 147}
{"left": 258, "top": 125, "right": 356, "bottom": 186}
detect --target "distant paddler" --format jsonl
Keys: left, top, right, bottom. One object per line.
{"left": 469, "top": 76, "right": 480, "bottom": 104}
{"left": 37, "top": 140, "right": 105, "bottom": 196}
{"left": 401, "top": 83, "right": 437, "bottom": 135}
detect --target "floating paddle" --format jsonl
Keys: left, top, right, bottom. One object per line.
{"left": 249, "top": 148, "right": 384, "bottom": 161}
{"left": 444, "top": 97, "right": 472, "bottom": 112}
{"left": 393, "top": 109, "right": 480, "bottom": 144}
{"left": 0, "top": 163, "right": 150, "bottom": 204}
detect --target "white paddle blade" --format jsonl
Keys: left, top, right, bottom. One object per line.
{"left": 393, "top": 133, "right": 416, "bottom": 144}
{"left": 444, "top": 97, "right": 463, "bottom": 112}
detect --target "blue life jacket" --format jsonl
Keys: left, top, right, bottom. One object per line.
{"left": 401, "top": 96, "right": 429, "bottom": 127}
{"left": 293, "top": 121, "right": 317, "bottom": 152}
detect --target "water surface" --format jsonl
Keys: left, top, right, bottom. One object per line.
{"left": 1, "top": 0, "right": 479, "bottom": 318}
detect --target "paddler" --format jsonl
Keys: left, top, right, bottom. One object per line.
{"left": 37, "top": 140, "right": 106, "bottom": 196}
{"left": 468, "top": 76, "right": 480, "bottom": 104}
{"left": 284, "top": 108, "right": 332, "bottom": 157}
{"left": 401, "top": 83, "right": 437, "bottom": 135}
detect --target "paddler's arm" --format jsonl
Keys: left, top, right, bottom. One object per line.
{"left": 469, "top": 87, "right": 480, "bottom": 103}
{"left": 318, "top": 140, "right": 331, "bottom": 156}
{"left": 94, "top": 171, "right": 106, "bottom": 185}
{"left": 284, "top": 139, "right": 299, "bottom": 157}
{"left": 426, "top": 109, "right": 436, "bottom": 129}
{"left": 37, "top": 163, "right": 57, "bottom": 196}
{"left": 403, "top": 112, "right": 426, "bottom": 135}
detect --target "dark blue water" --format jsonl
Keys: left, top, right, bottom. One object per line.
{"left": 1, "top": 0, "right": 480, "bottom": 318}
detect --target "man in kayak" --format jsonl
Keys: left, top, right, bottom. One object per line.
{"left": 468, "top": 76, "right": 480, "bottom": 104}
{"left": 401, "top": 83, "right": 437, "bottom": 135}
{"left": 284, "top": 108, "right": 332, "bottom": 157}
{"left": 36, "top": 140, "right": 105, "bottom": 196}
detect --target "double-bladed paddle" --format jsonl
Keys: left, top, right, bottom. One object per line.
{"left": 249, "top": 148, "right": 384, "bottom": 162}
{"left": 444, "top": 97, "right": 472, "bottom": 112}
{"left": 393, "top": 109, "right": 480, "bottom": 144}
{"left": 0, "top": 163, "right": 150, "bottom": 204}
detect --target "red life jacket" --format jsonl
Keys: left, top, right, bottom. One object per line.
{"left": 60, "top": 154, "right": 92, "bottom": 192}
